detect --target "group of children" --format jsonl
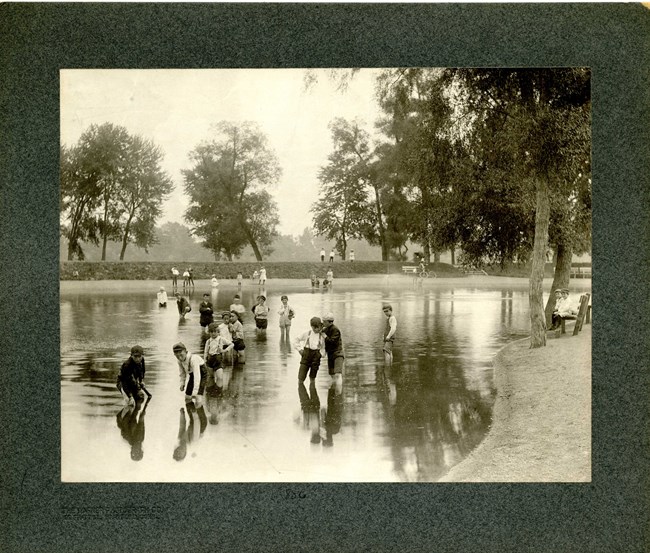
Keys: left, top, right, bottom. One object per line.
{"left": 119, "top": 283, "right": 399, "bottom": 409}
{"left": 549, "top": 288, "right": 579, "bottom": 330}
{"left": 310, "top": 268, "right": 334, "bottom": 288}
{"left": 171, "top": 266, "right": 195, "bottom": 289}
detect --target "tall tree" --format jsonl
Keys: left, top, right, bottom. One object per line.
{"left": 183, "top": 122, "right": 281, "bottom": 261}
{"left": 116, "top": 135, "right": 174, "bottom": 260}
{"left": 60, "top": 145, "right": 101, "bottom": 260}
{"left": 312, "top": 120, "right": 377, "bottom": 260}
{"left": 447, "top": 68, "right": 591, "bottom": 348}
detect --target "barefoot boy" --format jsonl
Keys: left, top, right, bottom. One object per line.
{"left": 294, "top": 317, "right": 326, "bottom": 383}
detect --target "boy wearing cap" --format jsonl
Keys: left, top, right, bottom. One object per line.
{"left": 173, "top": 342, "right": 207, "bottom": 403}
{"left": 116, "top": 345, "right": 146, "bottom": 405}
{"left": 382, "top": 304, "right": 397, "bottom": 365}
{"left": 321, "top": 312, "right": 344, "bottom": 387}
{"left": 294, "top": 317, "right": 326, "bottom": 382}
{"left": 230, "top": 294, "right": 246, "bottom": 321}
{"left": 252, "top": 295, "right": 270, "bottom": 333}
{"left": 550, "top": 288, "right": 564, "bottom": 330}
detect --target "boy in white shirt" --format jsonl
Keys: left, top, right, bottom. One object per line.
{"left": 204, "top": 323, "right": 234, "bottom": 383}
{"left": 173, "top": 342, "right": 206, "bottom": 404}
{"left": 294, "top": 317, "right": 326, "bottom": 383}
{"left": 157, "top": 286, "right": 168, "bottom": 307}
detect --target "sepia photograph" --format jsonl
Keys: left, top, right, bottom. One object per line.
{"left": 60, "top": 67, "right": 591, "bottom": 483}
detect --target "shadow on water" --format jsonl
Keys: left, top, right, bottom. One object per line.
{"left": 61, "top": 279, "right": 591, "bottom": 482}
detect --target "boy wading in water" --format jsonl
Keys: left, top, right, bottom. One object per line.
{"left": 204, "top": 323, "right": 234, "bottom": 387}
{"left": 277, "top": 294, "right": 295, "bottom": 340}
{"left": 229, "top": 311, "right": 246, "bottom": 364}
{"left": 173, "top": 342, "right": 207, "bottom": 405}
{"left": 252, "top": 294, "right": 269, "bottom": 335}
{"left": 117, "top": 345, "right": 148, "bottom": 404}
{"left": 321, "top": 312, "right": 344, "bottom": 391}
{"left": 382, "top": 304, "right": 397, "bottom": 366}
{"left": 294, "top": 317, "right": 326, "bottom": 383}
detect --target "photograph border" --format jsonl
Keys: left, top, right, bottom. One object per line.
{"left": 2, "top": 3, "right": 649, "bottom": 552}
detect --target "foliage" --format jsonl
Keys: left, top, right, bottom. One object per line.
{"left": 183, "top": 122, "right": 281, "bottom": 261}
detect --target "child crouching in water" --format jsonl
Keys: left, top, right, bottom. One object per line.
{"left": 204, "top": 322, "right": 234, "bottom": 387}
{"left": 293, "top": 317, "right": 326, "bottom": 383}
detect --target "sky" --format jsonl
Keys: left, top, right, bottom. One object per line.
{"left": 60, "top": 68, "right": 384, "bottom": 237}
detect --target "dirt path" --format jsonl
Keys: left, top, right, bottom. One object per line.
{"left": 440, "top": 325, "right": 591, "bottom": 482}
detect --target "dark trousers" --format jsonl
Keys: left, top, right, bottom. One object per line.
{"left": 299, "top": 349, "right": 322, "bottom": 381}
{"left": 185, "top": 365, "right": 207, "bottom": 397}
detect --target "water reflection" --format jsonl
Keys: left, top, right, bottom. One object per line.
{"left": 116, "top": 397, "right": 150, "bottom": 461}
{"left": 60, "top": 279, "right": 591, "bottom": 482}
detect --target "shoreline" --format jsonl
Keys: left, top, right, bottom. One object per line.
{"left": 440, "top": 325, "right": 591, "bottom": 482}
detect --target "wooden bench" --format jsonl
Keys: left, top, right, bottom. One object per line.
{"left": 560, "top": 293, "right": 591, "bottom": 335}
{"left": 570, "top": 267, "right": 592, "bottom": 279}
{"left": 463, "top": 268, "right": 488, "bottom": 276}
{"left": 402, "top": 266, "right": 418, "bottom": 274}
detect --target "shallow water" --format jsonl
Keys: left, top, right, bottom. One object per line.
{"left": 60, "top": 277, "right": 591, "bottom": 482}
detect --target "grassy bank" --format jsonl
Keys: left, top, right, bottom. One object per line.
{"left": 60, "top": 260, "right": 466, "bottom": 280}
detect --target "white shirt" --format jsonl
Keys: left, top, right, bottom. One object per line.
{"left": 177, "top": 353, "right": 204, "bottom": 396}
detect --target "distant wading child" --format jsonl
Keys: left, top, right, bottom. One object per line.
{"left": 252, "top": 295, "right": 270, "bottom": 334}
{"left": 199, "top": 293, "right": 214, "bottom": 330}
{"left": 230, "top": 294, "right": 246, "bottom": 320}
{"left": 173, "top": 342, "right": 207, "bottom": 404}
{"left": 382, "top": 304, "right": 397, "bottom": 365}
{"left": 278, "top": 295, "right": 295, "bottom": 338}
{"left": 116, "top": 345, "right": 147, "bottom": 405}
{"left": 294, "top": 317, "right": 326, "bottom": 382}
{"left": 204, "top": 323, "right": 234, "bottom": 384}
{"left": 157, "top": 286, "right": 168, "bottom": 307}
{"left": 229, "top": 311, "right": 246, "bottom": 363}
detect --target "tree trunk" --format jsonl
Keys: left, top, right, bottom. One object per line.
{"left": 544, "top": 242, "right": 573, "bottom": 325}
{"left": 370, "top": 183, "right": 388, "bottom": 261}
{"left": 101, "top": 191, "right": 109, "bottom": 261}
{"left": 67, "top": 241, "right": 75, "bottom": 261}
{"left": 529, "top": 176, "right": 551, "bottom": 348}
{"left": 119, "top": 212, "right": 134, "bottom": 261}
{"left": 451, "top": 247, "right": 456, "bottom": 266}
{"left": 240, "top": 218, "right": 263, "bottom": 261}
{"left": 423, "top": 243, "right": 431, "bottom": 264}
{"left": 434, "top": 251, "right": 441, "bottom": 263}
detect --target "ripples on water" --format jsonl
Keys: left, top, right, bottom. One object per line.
{"left": 60, "top": 278, "right": 590, "bottom": 482}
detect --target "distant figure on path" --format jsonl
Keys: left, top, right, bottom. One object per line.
{"left": 382, "top": 304, "right": 397, "bottom": 366}
{"left": 188, "top": 268, "right": 195, "bottom": 287}
{"left": 199, "top": 293, "right": 214, "bottom": 330}
{"left": 182, "top": 269, "right": 190, "bottom": 288}
{"left": 320, "top": 248, "right": 326, "bottom": 262}
{"left": 211, "top": 274, "right": 219, "bottom": 287}
{"left": 176, "top": 293, "right": 191, "bottom": 319}
{"left": 116, "top": 345, "right": 146, "bottom": 405}
{"left": 349, "top": 250, "right": 355, "bottom": 262}
{"left": 171, "top": 266, "right": 179, "bottom": 288}
{"left": 259, "top": 266, "right": 267, "bottom": 286}
{"left": 237, "top": 272, "right": 243, "bottom": 287}
{"left": 157, "top": 286, "right": 168, "bottom": 307}
{"left": 294, "top": 316, "right": 326, "bottom": 383}
{"left": 321, "top": 312, "right": 344, "bottom": 388}
{"left": 173, "top": 342, "right": 206, "bottom": 404}
{"left": 329, "top": 249, "right": 335, "bottom": 263}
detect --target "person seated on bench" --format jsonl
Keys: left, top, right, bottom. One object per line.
{"left": 558, "top": 288, "right": 578, "bottom": 320}
{"left": 549, "top": 288, "right": 564, "bottom": 330}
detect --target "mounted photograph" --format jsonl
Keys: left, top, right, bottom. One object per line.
{"left": 60, "top": 67, "right": 592, "bottom": 483}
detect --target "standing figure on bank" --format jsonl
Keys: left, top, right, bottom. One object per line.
{"left": 259, "top": 266, "right": 267, "bottom": 286}
{"left": 188, "top": 267, "right": 195, "bottom": 287}
{"left": 199, "top": 292, "right": 214, "bottom": 331}
{"left": 252, "top": 269, "right": 259, "bottom": 283}
{"left": 326, "top": 268, "right": 334, "bottom": 286}
{"left": 237, "top": 272, "right": 243, "bottom": 287}
{"left": 173, "top": 342, "right": 207, "bottom": 404}
{"left": 294, "top": 317, "right": 326, "bottom": 383}
{"left": 252, "top": 294, "right": 269, "bottom": 334}
{"left": 382, "top": 304, "right": 397, "bottom": 366}
{"left": 211, "top": 274, "right": 219, "bottom": 287}
{"left": 171, "top": 266, "right": 179, "bottom": 288}
{"left": 349, "top": 250, "right": 355, "bottom": 262}
{"left": 116, "top": 345, "right": 147, "bottom": 405}
{"left": 182, "top": 269, "right": 190, "bottom": 288}
{"left": 321, "top": 312, "right": 344, "bottom": 388}
{"left": 329, "top": 249, "right": 335, "bottom": 263}
{"left": 157, "top": 286, "right": 168, "bottom": 307}
{"left": 320, "top": 248, "right": 326, "bottom": 262}
{"left": 278, "top": 294, "right": 295, "bottom": 339}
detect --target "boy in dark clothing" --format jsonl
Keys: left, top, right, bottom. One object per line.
{"left": 321, "top": 312, "right": 344, "bottom": 387}
{"left": 116, "top": 345, "right": 146, "bottom": 405}
{"left": 199, "top": 293, "right": 214, "bottom": 330}
{"left": 176, "top": 293, "right": 191, "bottom": 318}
